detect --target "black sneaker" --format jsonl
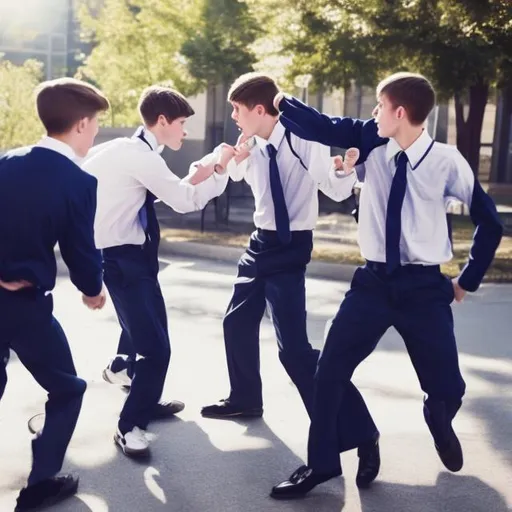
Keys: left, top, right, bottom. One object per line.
{"left": 15, "top": 474, "right": 79, "bottom": 511}
{"left": 201, "top": 398, "right": 263, "bottom": 418}
{"left": 153, "top": 400, "right": 185, "bottom": 419}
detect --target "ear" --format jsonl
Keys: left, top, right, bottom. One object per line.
{"left": 255, "top": 104, "right": 265, "bottom": 116}
{"left": 396, "top": 106, "right": 406, "bottom": 120}
{"left": 76, "top": 117, "right": 88, "bottom": 134}
{"left": 157, "top": 114, "right": 168, "bottom": 127}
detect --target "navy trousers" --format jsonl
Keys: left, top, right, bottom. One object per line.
{"left": 0, "top": 289, "right": 86, "bottom": 485}
{"left": 224, "top": 227, "right": 375, "bottom": 446}
{"left": 308, "top": 262, "right": 466, "bottom": 473}
{"left": 103, "top": 244, "right": 170, "bottom": 433}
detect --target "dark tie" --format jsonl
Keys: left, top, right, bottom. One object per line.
{"left": 139, "top": 192, "right": 159, "bottom": 244}
{"left": 385, "top": 151, "right": 408, "bottom": 274}
{"left": 267, "top": 143, "right": 291, "bottom": 244}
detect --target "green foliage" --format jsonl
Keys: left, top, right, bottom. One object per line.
{"left": 77, "top": 0, "right": 202, "bottom": 126}
{"left": 181, "top": 0, "right": 260, "bottom": 87}
{"left": 0, "top": 58, "right": 44, "bottom": 150}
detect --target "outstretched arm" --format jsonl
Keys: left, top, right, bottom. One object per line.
{"left": 274, "top": 93, "right": 387, "bottom": 160}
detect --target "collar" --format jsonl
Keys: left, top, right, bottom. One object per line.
{"left": 132, "top": 126, "right": 159, "bottom": 151}
{"left": 36, "top": 136, "right": 78, "bottom": 162}
{"left": 255, "top": 121, "right": 285, "bottom": 156}
{"left": 385, "top": 129, "right": 434, "bottom": 170}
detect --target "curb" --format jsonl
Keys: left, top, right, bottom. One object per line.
{"left": 160, "top": 239, "right": 357, "bottom": 282}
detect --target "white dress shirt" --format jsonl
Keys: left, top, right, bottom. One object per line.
{"left": 36, "top": 136, "right": 78, "bottom": 162}
{"left": 82, "top": 128, "right": 228, "bottom": 249}
{"left": 340, "top": 129, "right": 476, "bottom": 265}
{"left": 225, "top": 121, "right": 353, "bottom": 231}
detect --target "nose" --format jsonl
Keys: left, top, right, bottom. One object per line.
{"left": 231, "top": 110, "right": 237, "bottom": 121}
{"left": 183, "top": 129, "right": 188, "bottom": 138}
{"left": 372, "top": 105, "right": 378, "bottom": 118}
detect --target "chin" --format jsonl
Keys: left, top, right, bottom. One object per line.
{"left": 378, "top": 128, "right": 393, "bottom": 138}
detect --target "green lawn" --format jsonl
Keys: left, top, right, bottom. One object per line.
{"left": 162, "top": 216, "right": 512, "bottom": 282}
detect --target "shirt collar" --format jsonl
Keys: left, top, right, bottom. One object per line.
{"left": 255, "top": 121, "right": 285, "bottom": 156}
{"left": 36, "top": 136, "right": 78, "bottom": 162}
{"left": 132, "top": 126, "right": 159, "bottom": 151}
{"left": 385, "top": 129, "right": 434, "bottom": 170}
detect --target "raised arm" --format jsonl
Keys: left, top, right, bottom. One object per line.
{"left": 275, "top": 94, "right": 387, "bottom": 160}
{"left": 446, "top": 151, "right": 503, "bottom": 292}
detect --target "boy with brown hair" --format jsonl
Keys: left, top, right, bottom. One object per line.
{"left": 0, "top": 77, "right": 109, "bottom": 511}
{"left": 270, "top": 72, "right": 503, "bottom": 498}
{"left": 200, "top": 72, "right": 361, "bottom": 423}
{"left": 81, "top": 85, "right": 233, "bottom": 457}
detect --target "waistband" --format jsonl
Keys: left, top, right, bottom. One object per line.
{"left": 365, "top": 260, "right": 441, "bottom": 274}
{"left": 102, "top": 244, "right": 146, "bottom": 258}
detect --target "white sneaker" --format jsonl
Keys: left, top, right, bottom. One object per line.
{"left": 103, "top": 367, "right": 132, "bottom": 387}
{"left": 114, "top": 427, "right": 150, "bottom": 457}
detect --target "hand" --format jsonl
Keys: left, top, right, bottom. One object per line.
{"left": 82, "top": 288, "right": 106, "bottom": 310}
{"left": 273, "top": 91, "right": 285, "bottom": 111}
{"left": 216, "top": 143, "right": 236, "bottom": 173}
{"left": 0, "top": 279, "right": 33, "bottom": 291}
{"left": 452, "top": 277, "right": 467, "bottom": 303}
{"left": 344, "top": 147, "right": 360, "bottom": 169}
{"left": 189, "top": 162, "right": 215, "bottom": 185}
{"left": 233, "top": 133, "right": 252, "bottom": 164}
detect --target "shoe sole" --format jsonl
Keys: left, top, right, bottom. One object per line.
{"left": 269, "top": 491, "right": 309, "bottom": 500}
{"left": 201, "top": 410, "right": 263, "bottom": 419}
{"left": 15, "top": 477, "right": 79, "bottom": 512}
{"left": 113, "top": 433, "right": 150, "bottom": 458}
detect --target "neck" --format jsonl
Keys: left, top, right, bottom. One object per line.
{"left": 394, "top": 126, "right": 424, "bottom": 151}
{"left": 256, "top": 117, "right": 279, "bottom": 141}
{"left": 145, "top": 125, "right": 162, "bottom": 146}
{"left": 50, "top": 134, "right": 78, "bottom": 155}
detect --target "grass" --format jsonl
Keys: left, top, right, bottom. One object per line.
{"left": 161, "top": 215, "right": 512, "bottom": 282}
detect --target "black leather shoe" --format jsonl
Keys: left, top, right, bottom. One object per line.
{"left": 15, "top": 474, "right": 79, "bottom": 511}
{"left": 271, "top": 465, "right": 341, "bottom": 500}
{"left": 153, "top": 400, "right": 185, "bottom": 419}
{"left": 201, "top": 398, "right": 263, "bottom": 418}
{"left": 356, "top": 437, "right": 380, "bottom": 488}
{"left": 433, "top": 428, "right": 463, "bottom": 472}
{"left": 423, "top": 405, "right": 463, "bottom": 472}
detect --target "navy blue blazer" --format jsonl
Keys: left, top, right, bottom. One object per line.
{"left": 0, "top": 147, "right": 103, "bottom": 296}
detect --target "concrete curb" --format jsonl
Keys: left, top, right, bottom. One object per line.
{"left": 160, "top": 239, "right": 358, "bottom": 282}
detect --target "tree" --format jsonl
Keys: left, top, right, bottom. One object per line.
{"left": 0, "top": 58, "right": 44, "bottom": 150}
{"left": 77, "top": 0, "right": 202, "bottom": 126}
{"left": 370, "top": 0, "right": 512, "bottom": 174}
{"left": 180, "top": 0, "right": 260, "bottom": 223}
{"left": 246, "top": 0, "right": 512, "bottom": 174}
{"left": 181, "top": 0, "right": 259, "bottom": 90}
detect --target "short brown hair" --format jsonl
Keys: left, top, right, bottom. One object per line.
{"left": 376, "top": 72, "right": 435, "bottom": 125}
{"left": 138, "top": 86, "right": 194, "bottom": 126}
{"left": 36, "top": 78, "right": 109, "bottom": 135}
{"left": 228, "top": 72, "right": 279, "bottom": 116}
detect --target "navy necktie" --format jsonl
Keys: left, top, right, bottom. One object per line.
{"left": 135, "top": 129, "right": 159, "bottom": 243}
{"left": 267, "top": 143, "right": 291, "bottom": 244}
{"left": 385, "top": 151, "right": 408, "bottom": 274}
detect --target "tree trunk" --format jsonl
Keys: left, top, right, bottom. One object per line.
{"left": 454, "top": 77, "right": 489, "bottom": 177}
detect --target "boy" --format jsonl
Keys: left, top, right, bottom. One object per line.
{"left": 270, "top": 72, "right": 503, "bottom": 498}
{"left": 82, "top": 85, "right": 233, "bottom": 457}
{"left": 200, "top": 73, "right": 366, "bottom": 433}
{"left": 0, "top": 78, "right": 108, "bottom": 511}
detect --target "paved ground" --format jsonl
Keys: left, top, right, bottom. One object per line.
{"left": 0, "top": 253, "right": 511, "bottom": 512}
